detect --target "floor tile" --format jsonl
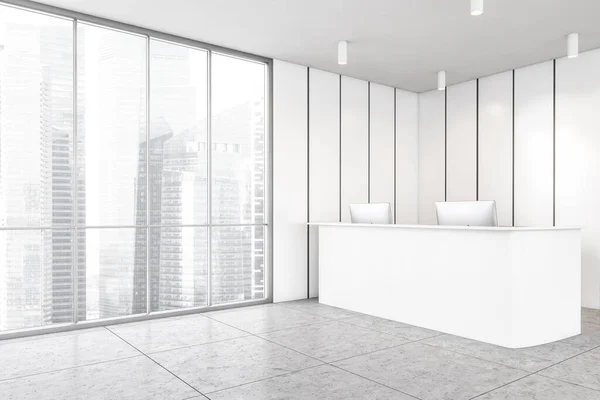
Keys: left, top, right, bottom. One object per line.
{"left": 0, "top": 328, "right": 139, "bottom": 380}
{"left": 540, "top": 346, "right": 600, "bottom": 390}
{"left": 108, "top": 314, "right": 247, "bottom": 353}
{"left": 422, "top": 329, "right": 600, "bottom": 372}
{"left": 278, "top": 298, "right": 319, "bottom": 306}
{"left": 205, "top": 304, "right": 331, "bottom": 334}
{"left": 260, "top": 320, "right": 407, "bottom": 363}
{"left": 279, "top": 299, "right": 362, "bottom": 320}
{"left": 582, "top": 307, "right": 600, "bottom": 324}
{"left": 0, "top": 356, "right": 198, "bottom": 400}
{"left": 582, "top": 308, "right": 600, "bottom": 332}
{"left": 476, "top": 374, "right": 600, "bottom": 400}
{"left": 333, "top": 342, "right": 527, "bottom": 400}
{"left": 342, "top": 314, "right": 442, "bottom": 341}
{"left": 150, "top": 335, "right": 322, "bottom": 393}
{"left": 209, "top": 364, "right": 414, "bottom": 400}
{"left": 582, "top": 323, "right": 600, "bottom": 334}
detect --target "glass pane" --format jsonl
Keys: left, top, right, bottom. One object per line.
{"left": 0, "top": 6, "right": 74, "bottom": 228}
{"left": 49, "top": 228, "right": 84, "bottom": 324}
{"left": 211, "top": 226, "right": 265, "bottom": 305}
{"left": 0, "top": 229, "right": 75, "bottom": 332}
{"left": 149, "top": 227, "right": 208, "bottom": 311}
{"left": 85, "top": 228, "right": 144, "bottom": 320}
{"left": 211, "top": 54, "right": 266, "bottom": 224}
{"left": 149, "top": 40, "right": 208, "bottom": 226}
{"left": 77, "top": 24, "right": 147, "bottom": 227}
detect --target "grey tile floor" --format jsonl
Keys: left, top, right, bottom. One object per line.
{"left": 1, "top": 300, "right": 600, "bottom": 399}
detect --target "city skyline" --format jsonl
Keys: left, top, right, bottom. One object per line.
{"left": 0, "top": 7, "right": 267, "bottom": 332}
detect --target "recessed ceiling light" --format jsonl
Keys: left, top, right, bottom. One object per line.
{"left": 568, "top": 33, "right": 579, "bottom": 58}
{"left": 338, "top": 41, "right": 347, "bottom": 65}
{"left": 471, "top": 0, "right": 483, "bottom": 16}
{"left": 438, "top": 71, "right": 446, "bottom": 91}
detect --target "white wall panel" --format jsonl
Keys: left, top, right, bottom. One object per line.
{"left": 273, "top": 60, "right": 308, "bottom": 302}
{"left": 418, "top": 90, "right": 445, "bottom": 224}
{"left": 514, "top": 61, "right": 554, "bottom": 227}
{"left": 395, "top": 89, "right": 419, "bottom": 224}
{"left": 369, "top": 83, "right": 395, "bottom": 215}
{"left": 340, "top": 76, "right": 368, "bottom": 222}
{"left": 556, "top": 49, "right": 600, "bottom": 309}
{"left": 479, "top": 71, "right": 513, "bottom": 226}
{"left": 446, "top": 80, "right": 477, "bottom": 201}
{"left": 308, "top": 68, "right": 340, "bottom": 298}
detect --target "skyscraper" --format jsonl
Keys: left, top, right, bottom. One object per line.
{"left": 211, "top": 99, "right": 265, "bottom": 305}
{"left": 0, "top": 18, "right": 81, "bottom": 330}
{"left": 134, "top": 41, "right": 204, "bottom": 312}
{"left": 0, "top": 9, "right": 267, "bottom": 333}
{"left": 42, "top": 23, "right": 86, "bottom": 324}
{"left": 148, "top": 98, "right": 266, "bottom": 308}
{"left": 133, "top": 118, "right": 173, "bottom": 314}
{"left": 158, "top": 126, "right": 208, "bottom": 310}
{"left": 250, "top": 98, "right": 266, "bottom": 300}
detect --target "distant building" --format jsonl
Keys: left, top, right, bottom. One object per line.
{"left": 210, "top": 99, "right": 265, "bottom": 305}
{"left": 132, "top": 118, "right": 173, "bottom": 314}
{"left": 0, "top": 21, "right": 84, "bottom": 330}
{"left": 0, "top": 20, "right": 266, "bottom": 331}
{"left": 151, "top": 99, "right": 266, "bottom": 309}
{"left": 158, "top": 127, "right": 208, "bottom": 310}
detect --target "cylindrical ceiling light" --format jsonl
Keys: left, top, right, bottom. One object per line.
{"left": 568, "top": 33, "right": 579, "bottom": 58}
{"left": 438, "top": 71, "right": 446, "bottom": 91}
{"left": 471, "top": 0, "right": 483, "bottom": 16}
{"left": 338, "top": 40, "right": 348, "bottom": 65}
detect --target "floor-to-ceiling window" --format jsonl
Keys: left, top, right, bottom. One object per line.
{"left": 148, "top": 39, "right": 209, "bottom": 312}
{"left": 78, "top": 23, "right": 148, "bottom": 321}
{"left": 211, "top": 54, "right": 266, "bottom": 305}
{"left": 0, "top": 5, "right": 75, "bottom": 331}
{"left": 0, "top": 2, "right": 270, "bottom": 335}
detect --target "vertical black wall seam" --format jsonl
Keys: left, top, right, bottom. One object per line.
{"left": 368, "top": 82, "right": 371, "bottom": 203}
{"left": 339, "top": 75, "right": 342, "bottom": 223}
{"left": 306, "top": 68, "right": 310, "bottom": 299}
{"left": 553, "top": 59, "right": 556, "bottom": 227}
{"left": 393, "top": 89, "right": 397, "bottom": 223}
{"left": 476, "top": 79, "right": 479, "bottom": 201}
{"left": 512, "top": 69, "right": 515, "bottom": 227}
{"left": 444, "top": 88, "right": 448, "bottom": 202}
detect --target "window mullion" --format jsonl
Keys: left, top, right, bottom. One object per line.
{"left": 72, "top": 18, "right": 79, "bottom": 325}
{"left": 71, "top": 19, "right": 79, "bottom": 323}
{"left": 146, "top": 35, "right": 151, "bottom": 315}
{"left": 207, "top": 49, "right": 213, "bottom": 307}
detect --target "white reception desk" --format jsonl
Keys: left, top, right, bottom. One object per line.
{"left": 310, "top": 223, "right": 582, "bottom": 348}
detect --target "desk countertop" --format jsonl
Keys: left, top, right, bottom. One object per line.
{"left": 308, "top": 222, "right": 581, "bottom": 232}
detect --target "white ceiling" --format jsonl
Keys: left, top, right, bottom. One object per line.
{"left": 30, "top": 0, "right": 600, "bottom": 92}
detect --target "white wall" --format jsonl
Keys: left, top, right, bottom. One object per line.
{"left": 369, "top": 83, "right": 395, "bottom": 215}
{"left": 418, "top": 90, "right": 445, "bottom": 224}
{"left": 395, "top": 89, "right": 419, "bottom": 224}
{"left": 446, "top": 80, "right": 477, "bottom": 202}
{"left": 274, "top": 61, "right": 418, "bottom": 301}
{"left": 556, "top": 50, "right": 600, "bottom": 309}
{"left": 479, "top": 71, "right": 514, "bottom": 226}
{"left": 308, "top": 68, "right": 340, "bottom": 298}
{"left": 276, "top": 50, "right": 600, "bottom": 309}
{"left": 416, "top": 49, "right": 600, "bottom": 309}
{"left": 341, "top": 76, "right": 369, "bottom": 223}
{"left": 514, "top": 61, "right": 554, "bottom": 227}
{"left": 273, "top": 60, "right": 308, "bottom": 302}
